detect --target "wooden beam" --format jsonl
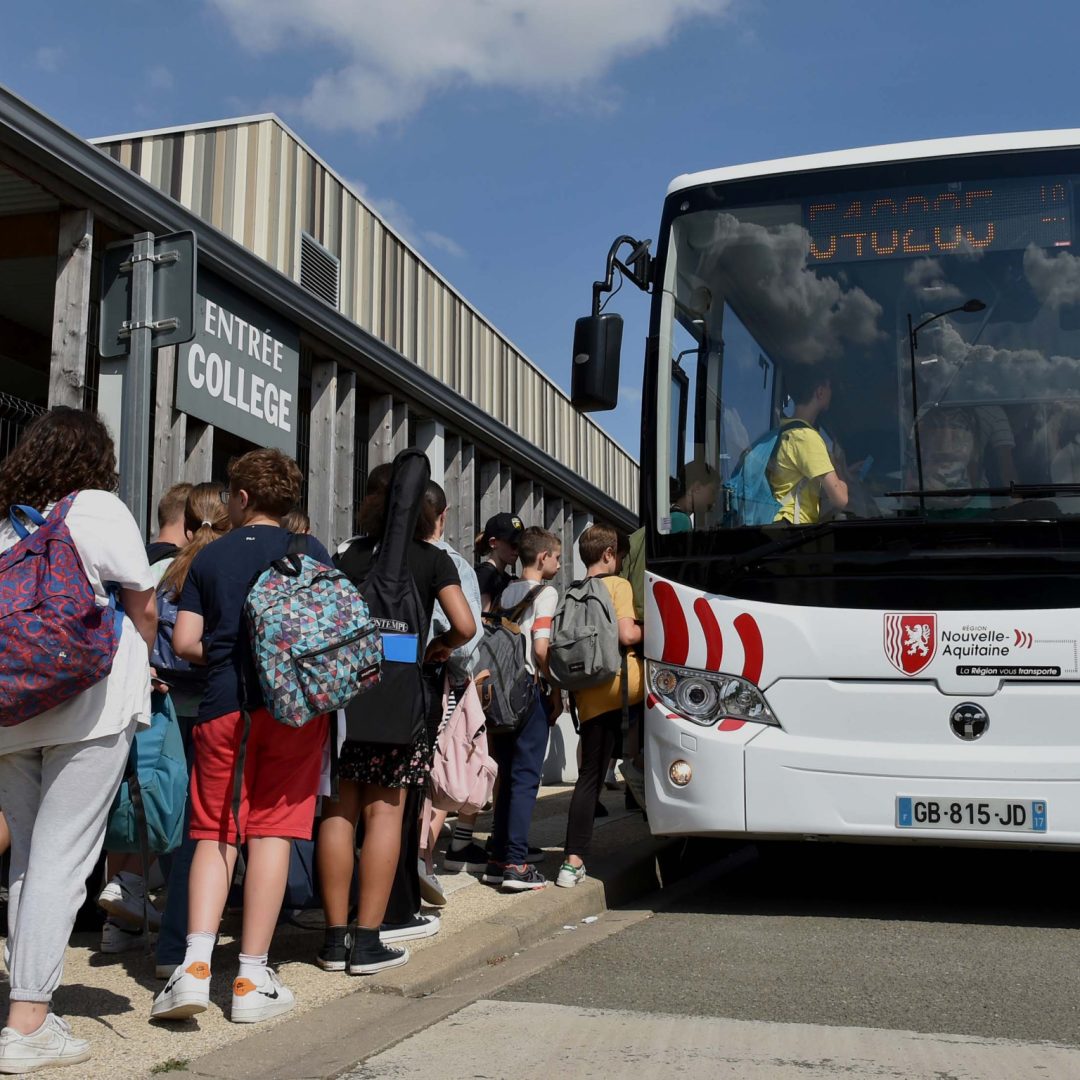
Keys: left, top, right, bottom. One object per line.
{"left": 48, "top": 208, "right": 93, "bottom": 408}
{"left": 333, "top": 368, "right": 357, "bottom": 548}
{"left": 308, "top": 356, "right": 337, "bottom": 545}
{"left": 367, "top": 393, "right": 407, "bottom": 468}
{"left": 499, "top": 463, "right": 513, "bottom": 513}
{"left": 150, "top": 345, "right": 187, "bottom": 517}
{"left": 478, "top": 457, "right": 501, "bottom": 535}
{"left": 514, "top": 478, "right": 536, "bottom": 525}
{"left": 183, "top": 419, "right": 213, "bottom": 483}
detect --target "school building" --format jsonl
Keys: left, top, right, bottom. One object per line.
{"left": 0, "top": 86, "right": 637, "bottom": 585}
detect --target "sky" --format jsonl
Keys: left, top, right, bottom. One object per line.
{"left": 3, "top": 0, "right": 1080, "bottom": 460}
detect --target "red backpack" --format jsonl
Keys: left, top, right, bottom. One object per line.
{"left": 0, "top": 493, "right": 120, "bottom": 725}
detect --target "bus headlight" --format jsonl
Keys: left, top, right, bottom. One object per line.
{"left": 647, "top": 661, "right": 779, "bottom": 728}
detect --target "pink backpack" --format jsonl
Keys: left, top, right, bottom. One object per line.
{"left": 428, "top": 680, "right": 497, "bottom": 815}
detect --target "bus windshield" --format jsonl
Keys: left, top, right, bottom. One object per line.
{"left": 654, "top": 166, "right": 1080, "bottom": 534}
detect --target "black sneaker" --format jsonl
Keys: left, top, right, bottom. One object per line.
{"left": 347, "top": 927, "right": 409, "bottom": 975}
{"left": 481, "top": 860, "right": 505, "bottom": 885}
{"left": 443, "top": 841, "right": 490, "bottom": 873}
{"left": 316, "top": 925, "right": 352, "bottom": 971}
{"left": 501, "top": 864, "right": 547, "bottom": 892}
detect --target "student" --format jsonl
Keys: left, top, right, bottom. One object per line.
{"left": 151, "top": 450, "right": 331, "bottom": 1025}
{"left": 419, "top": 482, "right": 484, "bottom": 903}
{"left": 318, "top": 467, "right": 475, "bottom": 975}
{"left": 0, "top": 408, "right": 157, "bottom": 1073}
{"left": 98, "top": 483, "right": 231, "bottom": 960}
{"left": 146, "top": 482, "right": 193, "bottom": 565}
{"left": 148, "top": 483, "right": 230, "bottom": 979}
{"left": 484, "top": 526, "right": 562, "bottom": 892}
{"left": 281, "top": 507, "right": 310, "bottom": 535}
{"left": 670, "top": 460, "right": 718, "bottom": 533}
{"left": 769, "top": 366, "right": 849, "bottom": 524}
{"left": 558, "top": 525, "right": 644, "bottom": 889}
{"left": 475, "top": 513, "right": 523, "bottom": 611}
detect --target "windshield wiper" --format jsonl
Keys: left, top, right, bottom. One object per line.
{"left": 885, "top": 483, "right": 1080, "bottom": 499}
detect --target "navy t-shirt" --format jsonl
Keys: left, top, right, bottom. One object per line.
{"left": 179, "top": 526, "right": 331, "bottom": 722}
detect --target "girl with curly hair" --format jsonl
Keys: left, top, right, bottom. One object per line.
{"left": 0, "top": 407, "right": 158, "bottom": 1073}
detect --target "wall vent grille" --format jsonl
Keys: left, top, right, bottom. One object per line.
{"left": 299, "top": 232, "right": 340, "bottom": 309}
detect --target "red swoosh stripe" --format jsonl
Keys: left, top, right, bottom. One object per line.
{"left": 694, "top": 599, "right": 723, "bottom": 671}
{"left": 734, "top": 613, "right": 764, "bottom": 684}
{"left": 653, "top": 581, "right": 689, "bottom": 666}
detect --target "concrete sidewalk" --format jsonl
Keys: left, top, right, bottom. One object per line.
{"left": 0, "top": 785, "right": 674, "bottom": 1080}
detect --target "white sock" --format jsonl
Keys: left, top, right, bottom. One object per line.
{"left": 238, "top": 952, "right": 269, "bottom": 982}
{"left": 182, "top": 932, "right": 215, "bottom": 970}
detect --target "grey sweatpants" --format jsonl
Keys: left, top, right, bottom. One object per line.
{"left": 0, "top": 725, "right": 134, "bottom": 1002}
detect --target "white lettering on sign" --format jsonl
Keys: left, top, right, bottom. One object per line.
{"left": 184, "top": 342, "right": 292, "bottom": 434}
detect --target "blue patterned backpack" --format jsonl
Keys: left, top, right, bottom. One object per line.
{"left": 244, "top": 534, "right": 382, "bottom": 727}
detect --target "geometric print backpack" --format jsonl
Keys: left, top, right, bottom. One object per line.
{"left": 244, "top": 534, "right": 382, "bottom": 728}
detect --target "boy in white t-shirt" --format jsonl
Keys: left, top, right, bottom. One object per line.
{"left": 486, "top": 527, "right": 561, "bottom": 892}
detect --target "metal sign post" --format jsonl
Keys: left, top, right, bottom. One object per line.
{"left": 99, "top": 230, "right": 196, "bottom": 535}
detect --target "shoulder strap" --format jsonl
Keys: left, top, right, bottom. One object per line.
{"left": 505, "top": 583, "right": 546, "bottom": 624}
{"left": 8, "top": 504, "right": 46, "bottom": 540}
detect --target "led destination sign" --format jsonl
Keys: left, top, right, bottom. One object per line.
{"left": 804, "top": 176, "right": 1072, "bottom": 264}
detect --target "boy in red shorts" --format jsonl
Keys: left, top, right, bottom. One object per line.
{"left": 151, "top": 449, "right": 330, "bottom": 1024}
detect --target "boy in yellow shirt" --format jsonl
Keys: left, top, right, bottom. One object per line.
{"left": 769, "top": 366, "right": 850, "bottom": 524}
{"left": 557, "top": 525, "right": 644, "bottom": 888}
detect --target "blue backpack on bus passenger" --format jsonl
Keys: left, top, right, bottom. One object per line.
{"left": 723, "top": 419, "right": 811, "bottom": 526}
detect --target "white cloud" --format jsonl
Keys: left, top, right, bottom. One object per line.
{"left": 148, "top": 65, "right": 174, "bottom": 91}
{"left": 208, "top": 0, "right": 733, "bottom": 133}
{"left": 34, "top": 46, "right": 63, "bottom": 73}
{"left": 422, "top": 231, "right": 466, "bottom": 259}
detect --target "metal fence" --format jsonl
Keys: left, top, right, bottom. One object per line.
{"left": 0, "top": 391, "right": 46, "bottom": 462}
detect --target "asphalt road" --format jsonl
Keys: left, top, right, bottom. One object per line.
{"left": 500, "top": 840, "right": 1080, "bottom": 1043}
{"left": 351, "top": 841, "right": 1080, "bottom": 1078}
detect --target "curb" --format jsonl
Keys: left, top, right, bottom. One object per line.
{"left": 176, "top": 831, "right": 679, "bottom": 1079}
{"left": 370, "top": 833, "right": 675, "bottom": 998}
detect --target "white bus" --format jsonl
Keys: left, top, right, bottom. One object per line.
{"left": 573, "top": 131, "right": 1080, "bottom": 846}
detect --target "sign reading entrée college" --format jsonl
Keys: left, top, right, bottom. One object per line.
{"left": 175, "top": 271, "right": 299, "bottom": 454}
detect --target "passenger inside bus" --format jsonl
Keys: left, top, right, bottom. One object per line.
{"left": 670, "top": 458, "right": 718, "bottom": 532}
{"left": 768, "top": 365, "right": 850, "bottom": 524}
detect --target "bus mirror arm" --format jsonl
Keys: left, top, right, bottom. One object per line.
{"left": 591, "top": 234, "right": 654, "bottom": 316}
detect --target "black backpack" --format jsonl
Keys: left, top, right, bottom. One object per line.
{"left": 336, "top": 448, "right": 431, "bottom": 746}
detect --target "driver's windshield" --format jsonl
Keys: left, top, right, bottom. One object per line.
{"left": 655, "top": 161, "right": 1080, "bottom": 533}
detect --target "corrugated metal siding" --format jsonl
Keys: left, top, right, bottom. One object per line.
{"left": 97, "top": 118, "right": 638, "bottom": 510}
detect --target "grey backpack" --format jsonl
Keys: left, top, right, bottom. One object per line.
{"left": 547, "top": 576, "right": 621, "bottom": 691}
{"left": 473, "top": 585, "right": 544, "bottom": 735}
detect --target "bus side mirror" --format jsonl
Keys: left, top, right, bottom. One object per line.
{"left": 571, "top": 313, "right": 623, "bottom": 412}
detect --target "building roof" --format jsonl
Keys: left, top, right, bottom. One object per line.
{"left": 0, "top": 84, "right": 636, "bottom": 528}
{"left": 91, "top": 113, "right": 636, "bottom": 462}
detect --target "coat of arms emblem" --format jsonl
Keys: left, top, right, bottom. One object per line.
{"left": 884, "top": 613, "right": 937, "bottom": 676}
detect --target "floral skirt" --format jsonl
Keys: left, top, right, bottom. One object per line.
{"left": 338, "top": 667, "right": 445, "bottom": 789}
{"left": 339, "top": 728, "right": 435, "bottom": 789}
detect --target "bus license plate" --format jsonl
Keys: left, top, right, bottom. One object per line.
{"left": 896, "top": 797, "right": 1047, "bottom": 833}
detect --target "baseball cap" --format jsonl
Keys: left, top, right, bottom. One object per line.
{"left": 483, "top": 512, "right": 525, "bottom": 545}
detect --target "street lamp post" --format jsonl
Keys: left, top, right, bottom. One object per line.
{"left": 906, "top": 299, "right": 986, "bottom": 513}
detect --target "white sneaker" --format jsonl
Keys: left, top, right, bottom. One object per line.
{"left": 379, "top": 914, "right": 440, "bottom": 943}
{"left": 150, "top": 962, "right": 211, "bottom": 1021}
{"left": 97, "top": 873, "right": 162, "bottom": 930}
{"left": 154, "top": 962, "right": 178, "bottom": 980}
{"left": 556, "top": 861, "right": 587, "bottom": 888}
{"left": 100, "top": 918, "right": 154, "bottom": 955}
{"left": 417, "top": 859, "right": 447, "bottom": 907}
{"left": 231, "top": 967, "right": 295, "bottom": 1024}
{"left": 0, "top": 1014, "right": 91, "bottom": 1074}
